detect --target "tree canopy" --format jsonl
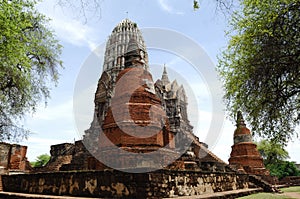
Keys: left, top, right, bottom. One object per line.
{"left": 30, "top": 153, "right": 50, "bottom": 167}
{"left": 0, "top": 0, "right": 63, "bottom": 141}
{"left": 256, "top": 139, "right": 289, "bottom": 165}
{"left": 256, "top": 140, "right": 300, "bottom": 179}
{"left": 218, "top": 0, "right": 300, "bottom": 145}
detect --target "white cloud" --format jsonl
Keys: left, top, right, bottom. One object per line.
{"left": 29, "top": 99, "right": 73, "bottom": 121}
{"left": 21, "top": 136, "right": 74, "bottom": 161}
{"left": 37, "top": 1, "right": 99, "bottom": 50}
{"left": 286, "top": 139, "right": 300, "bottom": 163}
{"left": 22, "top": 97, "right": 81, "bottom": 158}
{"left": 22, "top": 98, "right": 81, "bottom": 161}
{"left": 157, "top": 0, "right": 184, "bottom": 15}
{"left": 158, "top": 0, "right": 172, "bottom": 13}
{"left": 51, "top": 19, "right": 98, "bottom": 50}
{"left": 210, "top": 120, "right": 235, "bottom": 163}
{"left": 73, "top": 84, "right": 96, "bottom": 136}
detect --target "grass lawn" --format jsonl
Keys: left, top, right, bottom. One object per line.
{"left": 237, "top": 192, "right": 292, "bottom": 199}
{"left": 280, "top": 186, "right": 300, "bottom": 193}
{"left": 238, "top": 186, "right": 300, "bottom": 199}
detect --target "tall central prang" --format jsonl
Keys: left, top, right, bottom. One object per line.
{"left": 94, "top": 19, "right": 149, "bottom": 124}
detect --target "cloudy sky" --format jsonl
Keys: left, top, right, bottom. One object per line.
{"left": 20, "top": 0, "right": 300, "bottom": 164}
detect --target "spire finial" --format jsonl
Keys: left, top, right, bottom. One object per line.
{"left": 236, "top": 111, "right": 246, "bottom": 127}
{"left": 163, "top": 64, "right": 167, "bottom": 74}
{"left": 126, "top": 11, "right": 129, "bottom": 18}
{"left": 161, "top": 64, "right": 170, "bottom": 85}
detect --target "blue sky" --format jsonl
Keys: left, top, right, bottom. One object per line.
{"left": 20, "top": 0, "right": 300, "bottom": 164}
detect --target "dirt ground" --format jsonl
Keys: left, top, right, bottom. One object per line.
{"left": 281, "top": 192, "right": 300, "bottom": 199}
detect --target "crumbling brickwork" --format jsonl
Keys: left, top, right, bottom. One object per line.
{"left": 229, "top": 112, "right": 269, "bottom": 175}
{"left": 0, "top": 142, "right": 31, "bottom": 174}
{"left": 2, "top": 170, "right": 250, "bottom": 198}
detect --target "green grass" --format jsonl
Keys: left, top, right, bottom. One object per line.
{"left": 238, "top": 193, "right": 292, "bottom": 199}
{"left": 238, "top": 186, "right": 300, "bottom": 199}
{"left": 280, "top": 186, "right": 300, "bottom": 193}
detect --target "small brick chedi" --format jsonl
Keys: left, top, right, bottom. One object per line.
{"left": 229, "top": 111, "right": 269, "bottom": 175}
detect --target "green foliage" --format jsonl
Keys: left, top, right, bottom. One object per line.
{"left": 256, "top": 139, "right": 300, "bottom": 179}
{"left": 193, "top": 0, "right": 200, "bottom": 10}
{"left": 217, "top": 0, "right": 300, "bottom": 145}
{"left": 30, "top": 153, "right": 50, "bottom": 167}
{"left": 280, "top": 186, "right": 300, "bottom": 193}
{"left": 0, "top": 0, "right": 63, "bottom": 141}
{"left": 256, "top": 140, "right": 289, "bottom": 165}
{"left": 267, "top": 161, "right": 300, "bottom": 179}
{"left": 238, "top": 192, "right": 291, "bottom": 199}
{"left": 239, "top": 186, "right": 300, "bottom": 198}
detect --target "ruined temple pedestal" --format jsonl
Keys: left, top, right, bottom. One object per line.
{"left": 228, "top": 112, "right": 269, "bottom": 175}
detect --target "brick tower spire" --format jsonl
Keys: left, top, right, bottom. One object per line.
{"left": 89, "top": 19, "right": 149, "bottom": 128}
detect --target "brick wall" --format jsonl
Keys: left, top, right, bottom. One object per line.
{"left": 0, "top": 143, "right": 11, "bottom": 170}
{"left": 2, "top": 170, "right": 249, "bottom": 198}
{"left": 280, "top": 176, "right": 300, "bottom": 186}
{"left": 0, "top": 142, "right": 31, "bottom": 173}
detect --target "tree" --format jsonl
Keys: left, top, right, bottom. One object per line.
{"left": 217, "top": 0, "right": 300, "bottom": 145}
{"left": 30, "top": 153, "right": 50, "bottom": 167}
{"left": 257, "top": 140, "right": 300, "bottom": 179}
{"left": 0, "top": 0, "right": 63, "bottom": 141}
{"left": 267, "top": 161, "right": 300, "bottom": 179}
{"left": 256, "top": 140, "right": 289, "bottom": 165}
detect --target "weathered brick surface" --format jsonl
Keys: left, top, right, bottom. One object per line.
{"left": 102, "top": 68, "right": 173, "bottom": 148}
{"left": 33, "top": 143, "right": 74, "bottom": 172}
{"left": 0, "top": 142, "right": 31, "bottom": 173}
{"left": 2, "top": 170, "right": 250, "bottom": 198}
{"left": 280, "top": 176, "right": 300, "bottom": 186}
{"left": 0, "top": 143, "right": 11, "bottom": 170}
{"left": 88, "top": 67, "right": 179, "bottom": 170}
{"left": 229, "top": 113, "right": 269, "bottom": 176}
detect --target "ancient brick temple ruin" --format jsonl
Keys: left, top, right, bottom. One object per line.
{"left": 0, "top": 142, "right": 31, "bottom": 174}
{"left": 52, "top": 18, "right": 227, "bottom": 172}
{"left": 0, "top": 19, "right": 275, "bottom": 198}
{"left": 229, "top": 111, "right": 269, "bottom": 175}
